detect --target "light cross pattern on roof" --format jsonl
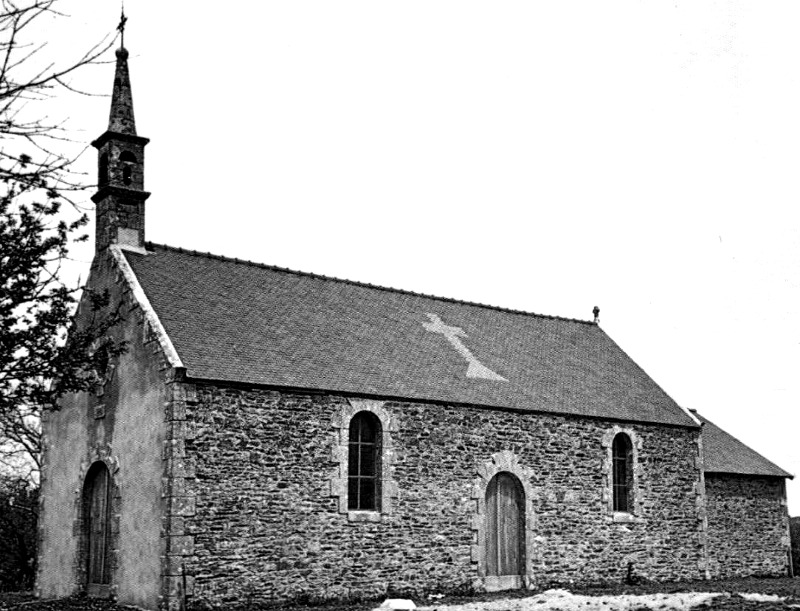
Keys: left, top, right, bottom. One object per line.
{"left": 422, "top": 313, "right": 507, "bottom": 382}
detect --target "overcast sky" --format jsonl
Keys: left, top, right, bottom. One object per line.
{"left": 40, "top": 2, "right": 800, "bottom": 513}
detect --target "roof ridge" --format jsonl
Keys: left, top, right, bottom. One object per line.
{"left": 143, "top": 241, "right": 597, "bottom": 326}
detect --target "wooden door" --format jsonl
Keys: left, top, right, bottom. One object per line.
{"left": 485, "top": 472, "right": 525, "bottom": 579}
{"left": 85, "top": 463, "right": 111, "bottom": 590}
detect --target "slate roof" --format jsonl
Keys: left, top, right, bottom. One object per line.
{"left": 123, "top": 243, "right": 698, "bottom": 428}
{"left": 694, "top": 412, "right": 792, "bottom": 478}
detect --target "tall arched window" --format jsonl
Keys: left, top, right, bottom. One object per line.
{"left": 348, "top": 411, "right": 381, "bottom": 511}
{"left": 612, "top": 433, "right": 633, "bottom": 512}
{"left": 120, "top": 151, "right": 136, "bottom": 186}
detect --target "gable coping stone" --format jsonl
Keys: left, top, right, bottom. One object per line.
{"left": 108, "top": 245, "right": 183, "bottom": 369}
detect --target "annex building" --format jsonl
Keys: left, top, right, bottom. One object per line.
{"left": 36, "top": 43, "right": 793, "bottom": 611}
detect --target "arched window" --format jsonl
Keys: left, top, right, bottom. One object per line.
{"left": 348, "top": 411, "right": 381, "bottom": 511}
{"left": 83, "top": 461, "right": 112, "bottom": 590}
{"left": 612, "top": 433, "right": 633, "bottom": 512}
{"left": 120, "top": 151, "right": 136, "bottom": 186}
{"left": 98, "top": 153, "right": 109, "bottom": 186}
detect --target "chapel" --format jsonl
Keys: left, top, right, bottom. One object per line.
{"left": 36, "top": 40, "right": 793, "bottom": 611}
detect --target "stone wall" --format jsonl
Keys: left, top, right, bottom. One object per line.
{"left": 705, "top": 474, "right": 790, "bottom": 579}
{"left": 179, "top": 386, "right": 706, "bottom": 607}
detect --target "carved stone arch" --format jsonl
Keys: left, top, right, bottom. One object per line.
{"left": 73, "top": 447, "right": 121, "bottom": 598}
{"left": 330, "top": 399, "right": 398, "bottom": 521}
{"left": 471, "top": 450, "right": 535, "bottom": 591}
{"left": 601, "top": 426, "right": 642, "bottom": 521}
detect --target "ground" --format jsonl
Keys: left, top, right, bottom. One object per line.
{"left": 2, "top": 578, "right": 799, "bottom": 611}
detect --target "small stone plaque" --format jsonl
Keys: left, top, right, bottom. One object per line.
{"left": 94, "top": 403, "right": 106, "bottom": 419}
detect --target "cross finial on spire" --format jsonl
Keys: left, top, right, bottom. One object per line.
{"left": 117, "top": 6, "right": 128, "bottom": 49}
{"left": 107, "top": 5, "right": 136, "bottom": 135}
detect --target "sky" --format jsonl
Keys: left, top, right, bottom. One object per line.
{"left": 31, "top": 2, "right": 800, "bottom": 513}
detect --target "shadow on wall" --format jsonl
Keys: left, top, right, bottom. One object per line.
{"left": 791, "top": 517, "right": 800, "bottom": 576}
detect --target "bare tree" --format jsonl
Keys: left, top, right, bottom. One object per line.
{"left": 0, "top": 0, "right": 124, "bottom": 486}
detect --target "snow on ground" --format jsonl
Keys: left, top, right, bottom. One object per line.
{"left": 416, "top": 589, "right": 729, "bottom": 611}
{"left": 737, "top": 592, "right": 786, "bottom": 603}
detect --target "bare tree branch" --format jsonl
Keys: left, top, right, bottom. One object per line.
{"left": 1, "top": 1, "right": 125, "bottom": 495}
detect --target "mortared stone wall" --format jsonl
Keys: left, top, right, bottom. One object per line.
{"left": 705, "top": 474, "right": 791, "bottom": 579}
{"left": 176, "top": 384, "right": 710, "bottom": 607}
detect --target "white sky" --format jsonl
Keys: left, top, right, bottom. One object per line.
{"left": 38, "top": 2, "right": 800, "bottom": 514}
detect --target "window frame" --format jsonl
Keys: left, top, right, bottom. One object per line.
{"left": 331, "top": 400, "right": 397, "bottom": 522}
{"left": 612, "top": 433, "right": 633, "bottom": 513}
{"left": 602, "top": 427, "right": 640, "bottom": 521}
{"left": 347, "top": 411, "right": 382, "bottom": 511}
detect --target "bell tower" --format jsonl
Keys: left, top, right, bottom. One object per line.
{"left": 91, "top": 29, "right": 150, "bottom": 253}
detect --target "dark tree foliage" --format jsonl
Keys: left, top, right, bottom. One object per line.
{"left": 0, "top": 475, "right": 38, "bottom": 591}
{"left": 1, "top": 1, "right": 123, "bottom": 485}
{"left": 0, "top": 193, "right": 126, "bottom": 477}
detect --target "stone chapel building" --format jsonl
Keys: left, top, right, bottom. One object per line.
{"left": 36, "top": 43, "right": 793, "bottom": 611}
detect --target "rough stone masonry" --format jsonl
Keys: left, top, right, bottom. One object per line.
{"left": 178, "top": 384, "right": 707, "bottom": 607}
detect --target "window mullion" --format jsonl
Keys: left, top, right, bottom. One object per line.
{"left": 357, "top": 440, "right": 363, "bottom": 509}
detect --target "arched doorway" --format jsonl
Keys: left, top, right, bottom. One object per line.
{"left": 485, "top": 472, "right": 525, "bottom": 589}
{"left": 83, "top": 462, "right": 112, "bottom": 596}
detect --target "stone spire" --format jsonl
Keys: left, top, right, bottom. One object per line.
{"left": 108, "top": 46, "right": 137, "bottom": 135}
{"left": 91, "top": 19, "right": 150, "bottom": 254}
